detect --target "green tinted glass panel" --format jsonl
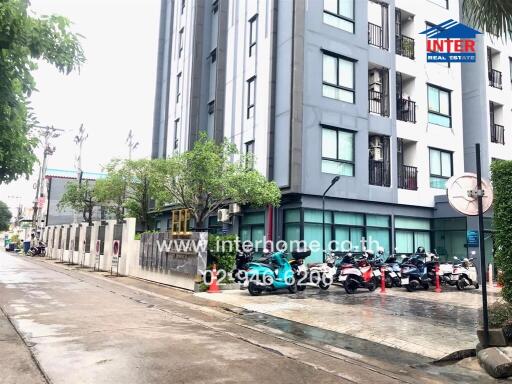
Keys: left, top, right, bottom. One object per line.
{"left": 434, "top": 230, "right": 467, "bottom": 262}
{"left": 334, "top": 212, "right": 364, "bottom": 226}
{"left": 252, "top": 226, "right": 265, "bottom": 250}
{"left": 395, "top": 217, "right": 430, "bottom": 230}
{"left": 367, "top": 228, "right": 390, "bottom": 256}
{"left": 350, "top": 227, "right": 364, "bottom": 251}
{"left": 284, "top": 223, "right": 300, "bottom": 243}
{"left": 304, "top": 209, "right": 332, "bottom": 224}
{"left": 414, "top": 232, "right": 431, "bottom": 253}
{"left": 334, "top": 226, "right": 350, "bottom": 251}
{"left": 430, "top": 176, "right": 448, "bottom": 189}
{"left": 396, "top": 230, "right": 414, "bottom": 253}
{"left": 432, "top": 218, "right": 466, "bottom": 231}
{"left": 366, "top": 214, "right": 389, "bottom": 227}
{"left": 284, "top": 209, "right": 300, "bottom": 223}
{"left": 304, "top": 223, "right": 331, "bottom": 263}
{"left": 241, "top": 212, "right": 265, "bottom": 225}
{"left": 240, "top": 227, "right": 250, "bottom": 243}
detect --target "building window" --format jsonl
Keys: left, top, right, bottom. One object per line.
{"left": 249, "top": 15, "right": 258, "bottom": 57}
{"left": 240, "top": 212, "right": 265, "bottom": 253}
{"left": 176, "top": 73, "right": 182, "bottom": 103}
{"left": 429, "top": 148, "right": 453, "bottom": 189}
{"left": 171, "top": 209, "right": 191, "bottom": 235}
{"left": 245, "top": 140, "right": 254, "bottom": 169}
{"left": 395, "top": 217, "right": 431, "bottom": 254}
{"left": 321, "top": 125, "right": 354, "bottom": 176}
{"left": 207, "top": 100, "right": 215, "bottom": 115}
{"left": 173, "top": 119, "right": 179, "bottom": 150}
{"left": 323, "top": 0, "right": 354, "bottom": 33}
{"left": 209, "top": 48, "right": 216, "bottom": 63}
{"left": 181, "top": 0, "right": 185, "bottom": 14}
{"left": 322, "top": 50, "right": 355, "bottom": 103}
{"left": 212, "top": 0, "right": 218, "bottom": 14}
{"left": 427, "top": 84, "right": 451, "bottom": 127}
{"left": 247, "top": 76, "right": 256, "bottom": 118}
{"left": 178, "top": 28, "right": 184, "bottom": 58}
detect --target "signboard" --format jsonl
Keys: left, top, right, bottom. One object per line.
{"left": 94, "top": 240, "right": 101, "bottom": 270}
{"left": 111, "top": 240, "right": 120, "bottom": 275}
{"left": 467, "top": 230, "right": 479, "bottom": 247}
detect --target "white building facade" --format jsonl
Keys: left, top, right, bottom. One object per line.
{"left": 151, "top": 0, "right": 510, "bottom": 268}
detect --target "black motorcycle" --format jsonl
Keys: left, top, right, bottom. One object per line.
{"left": 400, "top": 253, "right": 438, "bottom": 292}
{"left": 232, "top": 246, "right": 255, "bottom": 284}
{"left": 28, "top": 241, "right": 46, "bottom": 257}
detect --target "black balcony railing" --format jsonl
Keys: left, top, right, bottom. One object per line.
{"left": 491, "top": 123, "right": 505, "bottom": 144}
{"left": 368, "top": 89, "right": 389, "bottom": 117}
{"left": 397, "top": 98, "right": 416, "bottom": 123}
{"left": 368, "top": 22, "right": 388, "bottom": 50}
{"left": 395, "top": 35, "right": 414, "bottom": 59}
{"left": 398, "top": 165, "right": 418, "bottom": 190}
{"left": 369, "top": 159, "right": 391, "bottom": 187}
{"left": 488, "top": 69, "right": 502, "bottom": 89}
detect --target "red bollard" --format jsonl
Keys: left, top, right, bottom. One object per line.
{"left": 380, "top": 266, "right": 386, "bottom": 293}
{"left": 435, "top": 263, "right": 442, "bottom": 293}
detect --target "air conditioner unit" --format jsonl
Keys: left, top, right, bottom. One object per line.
{"left": 368, "top": 70, "right": 381, "bottom": 93}
{"left": 228, "top": 203, "right": 241, "bottom": 215}
{"left": 369, "top": 136, "right": 383, "bottom": 161}
{"left": 217, "top": 209, "right": 230, "bottom": 223}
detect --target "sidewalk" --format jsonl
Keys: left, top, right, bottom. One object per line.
{"left": 196, "top": 284, "right": 501, "bottom": 360}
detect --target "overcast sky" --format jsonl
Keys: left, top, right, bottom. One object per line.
{"left": 0, "top": 0, "right": 161, "bottom": 213}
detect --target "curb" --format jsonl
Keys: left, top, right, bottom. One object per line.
{"left": 432, "top": 348, "right": 476, "bottom": 364}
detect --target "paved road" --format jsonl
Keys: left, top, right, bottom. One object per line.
{"left": 0, "top": 252, "right": 499, "bottom": 383}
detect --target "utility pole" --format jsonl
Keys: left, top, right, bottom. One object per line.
{"left": 74, "top": 124, "right": 88, "bottom": 184}
{"left": 31, "top": 126, "right": 63, "bottom": 234}
{"left": 126, "top": 130, "right": 139, "bottom": 160}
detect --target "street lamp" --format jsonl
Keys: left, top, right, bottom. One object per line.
{"left": 322, "top": 175, "right": 340, "bottom": 262}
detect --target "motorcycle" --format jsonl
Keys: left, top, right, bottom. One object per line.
{"left": 451, "top": 257, "right": 479, "bottom": 290}
{"left": 400, "top": 249, "right": 438, "bottom": 292}
{"left": 382, "top": 254, "right": 402, "bottom": 287}
{"left": 297, "top": 252, "right": 339, "bottom": 291}
{"left": 339, "top": 252, "right": 380, "bottom": 294}
{"left": 246, "top": 250, "right": 304, "bottom": 296}
{"left": 27, "top": 240, "right": 46, "bottom": 257}
{"left": 232, "top": 245, "right": 254, "bottom": 284}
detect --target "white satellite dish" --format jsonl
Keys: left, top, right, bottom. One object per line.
{"left": 446, "top": 173, "right": 493, "bottom": 216}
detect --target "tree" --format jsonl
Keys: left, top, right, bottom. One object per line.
{"left": 462, "top": 0, "right": 512, "bottom": 38}
{"left": 0, "top": 0, "right": 85, "bottom": 184}
{"left": 0, "top": 200, "right": 12, "bottom": 230}
{"left": 152, "top": 135, "right": 281, "bottom": 229}
{"left": 58, "top": 181, "right": 98, "bottom": 225}
{"left": 491, "top": 160, "right": 512, "bottom": 303}
{"left": 97, "top": 159, "right": 157, "bottom": 230}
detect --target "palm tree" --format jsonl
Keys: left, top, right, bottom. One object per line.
{"left": 463, "top": 0, "right": 512, "bottom": 39}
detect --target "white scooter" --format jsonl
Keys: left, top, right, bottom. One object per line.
{"left": 296, "top": 253, "right": 338, "bottom": 290}
{"left": 450, "top": 257, "right": 479, "bottom": 290}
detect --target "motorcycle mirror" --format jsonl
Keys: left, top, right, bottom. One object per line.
{"left": 453, "top": 256, "right": 458, "bottom": 260}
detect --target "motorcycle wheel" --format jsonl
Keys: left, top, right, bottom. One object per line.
{"left": 474, "top": 282, "right": 480, "bottom": 289}
{"left": 407, "top": 280, "right": 420, "bottom": 292}
{"left": 422, "top": 282, "right": 429, "bottom": 290}
{"left": 393, "top": 278, "right": 401, "bottom": 288}
{"left": 385, "top": 275, "right": 393, "bottom": 288}
{"left": 288, "top": 282, "right": 298, "bottom": 294}
{"left": 344, "top": 278, "right": 358, "bottom": 294}
{"left": 318, "top": 279, "right": 331, "bottom": 290}
{"left": 367, "top": 279, "right": 377, "bottom": 292}
{"left": 456, "top": 279, "right": 466, "bottom": 291}
{"left": 248, "top": 282, "right": 263, "bottom": 296}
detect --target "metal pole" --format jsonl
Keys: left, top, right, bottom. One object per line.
{"left": 322, "top": 195, "right": 326, "bottom": 263}
{"left": 476, "top": 143, "right": 489, "bottom": 348}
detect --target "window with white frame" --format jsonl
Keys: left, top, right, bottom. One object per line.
{"left": 247, "top": 76, "right": 256, "bottom": 118}
{"left": 429, "top": 148, "right": 452, "bottom": 189}
{"left": 427, "top": 84, "right": 451, "bottom": 127}
{"left": 321, "top": 125, "right": 355, "bottom": 176}
{"left": 173, "top": 119, "right": 180, "bottom": 150}
{"left": 249, "top": 15, "right": 258, "bottom": 57}
{"left": 178, "top": 28, "right": 184, "bottom": 58}
{"left": 322, "top": 50, "right": 355, "bottom": 103}
{"left": 323, "top": 0, "right": 354, "bottom": 33}
{"left": 176, "top": 73, "right": 182, "bottom": 103}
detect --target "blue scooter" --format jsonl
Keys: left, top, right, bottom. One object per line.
{"left": 246, "top": 250, "right": 300, "bottom": 296}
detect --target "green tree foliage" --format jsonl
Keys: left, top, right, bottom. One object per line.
{"left": 152, "top": 135, "right": 281, "bottom": 229}
{"left": 491, "top": 160, "right": 512, "bottom": 303}
{"left": 58, "top": 181, "right": 97, "bottom": 225}
{"left": 0, "top": 200, "right": 12, "bottom": 230}
{"left": 207, "top": 234, "right": 237, "bottom": 273}
{"left": 0, "top": 0, "right": 85, "bottom": 184}
{"left": 463, "top": 0, "right": 512, "bottom": 39}
{"left": 96, "top": 159, "right": 157, "bottom": 230}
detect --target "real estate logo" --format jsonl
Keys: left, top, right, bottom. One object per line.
{"left": 420, "top": 19, "right": 482, "bottom": 63}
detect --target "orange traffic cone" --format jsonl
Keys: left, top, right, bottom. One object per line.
{"left": 208, "top": 264, "right": 221, "bottom": 293}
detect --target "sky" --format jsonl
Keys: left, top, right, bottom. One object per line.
{"left": 0, "top": 0, "right": 161, "bottom": 214}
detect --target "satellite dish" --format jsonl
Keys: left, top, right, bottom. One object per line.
{"left": 446, "top": 173, "right": 493, "bottom": 216}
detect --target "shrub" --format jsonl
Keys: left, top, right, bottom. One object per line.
{"left": 491, "top": 160, "right": 512, "bottom": 303}
{"left": 487, "top": 301, "right": 512, "bottom": 328}
{"left": 208, "top": 234, "right": 237, "bottom": 274}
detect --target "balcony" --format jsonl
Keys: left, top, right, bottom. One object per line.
{"left": 395, "top": 35, "right": 414, "bottom": 59}
{"left": 368, "top": 22, "right": 388, "bottom": 50}
{"left": 489, "top": 69, "right": 502, "bottom": 89}
{"left": 398, "top": 165, "right": 418, "bottom": 190}
{"left": 369, "top": 89, "right": 389, "bottom": 117}
{"left": 369, "top": 159, "right": 391, "bottom": 187}
{"left": 397, "top": 97, "right": 416, "bottom": 123}
{"left": 491, "top": 123, "right": 505, "bottom": 144}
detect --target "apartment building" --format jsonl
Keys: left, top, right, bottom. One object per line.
{"left": 151, "top": 0, "right": 510, "bottom": 266}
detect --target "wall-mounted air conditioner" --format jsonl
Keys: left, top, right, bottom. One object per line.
{"left": 228, "top": 203, "right": 241, "bottom": 215}
{"left": 217, "top": 209, "right": 230, "bottom": 223}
